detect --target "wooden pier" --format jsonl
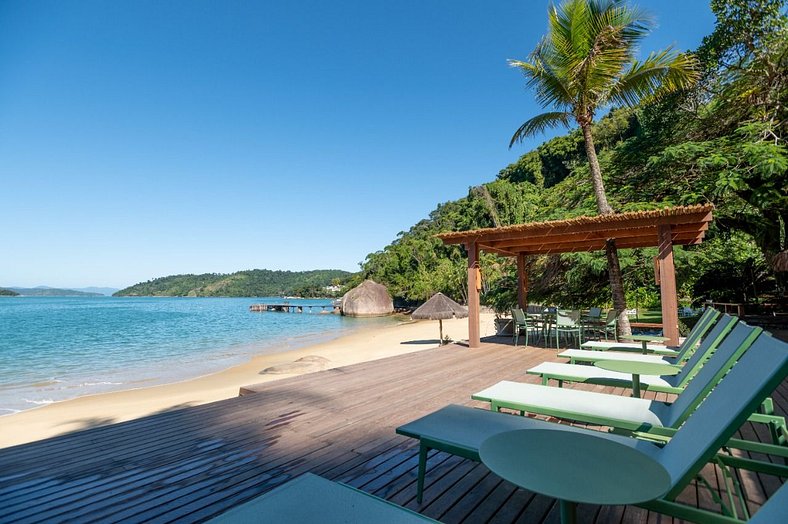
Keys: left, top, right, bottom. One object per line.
{"left": 249, "top": 303, "right": 341, "bottom": 314}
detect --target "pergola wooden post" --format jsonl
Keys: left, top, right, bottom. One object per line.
{"left": 517, "top": 253, "right": 528, "bottom": 309}
{"left": 658, "top": 225, "right": 680, "bottom": 345}
{"left": 441, "top": 205, "right": 714, "bottom": 348}
{"left": 467, "top": 241, "right": 481, "bottom": 348}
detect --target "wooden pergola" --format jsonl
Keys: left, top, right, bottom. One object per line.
{"left": 437, "top": 204, "right": 715, "bottom": 348}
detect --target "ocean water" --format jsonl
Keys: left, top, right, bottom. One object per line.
{"left": 0, "top": 296, "right": 395, "bottom": 415}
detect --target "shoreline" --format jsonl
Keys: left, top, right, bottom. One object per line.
{"left": 0, "top": 316, "right": 394, "bottom": 417}
{"left": 0, "top": 296, "right": 389, "bottom": 416}
{"left": 0, "top": 313, "right": 497, "bottom": 449}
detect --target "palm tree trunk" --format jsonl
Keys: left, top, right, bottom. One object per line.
{"left": 581, "top": 124, "right": 613, "bottom": 215}
{"left": 605, "top": 239, "right": 632, "bottom": 337}
{"left": 580, "top": 122, "right": 632, "bottom": 338}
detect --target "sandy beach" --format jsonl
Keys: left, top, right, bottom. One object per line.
{"left": 0, "top": 312, "right": 497, "bottom": 449}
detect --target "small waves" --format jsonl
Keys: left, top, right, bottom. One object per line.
{"left": 23, "top": 398, "right": 55, "bottom": 406}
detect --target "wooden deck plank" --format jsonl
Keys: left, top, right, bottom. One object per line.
{"left": 0, "top": 337, "right": 785, "bottom": 524}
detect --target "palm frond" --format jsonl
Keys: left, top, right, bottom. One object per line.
{"left": 608, "top": 49, "right": 700, "bottom": 107}
{"left": 567, "top": 0, "right": 654, "bottom": 103}
{"left": 510, "top": 0, "right": 693, "bottom": 142}
{"left": 509, "top": 58, "right": 574, "bottom": 109}
{"left": 588, "top": 1, "right": 653, "bottom": 51}
{"left": 509, "top": 111, "right": 573, "bottom": 148}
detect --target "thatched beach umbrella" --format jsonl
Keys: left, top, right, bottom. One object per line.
{"left": 411, "top": 293, "right": 468, "bottom": 345}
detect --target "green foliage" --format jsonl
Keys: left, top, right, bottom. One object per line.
{"left": 114, "top": 269, "right": 353, "bottom": 297}
{"left": 509, "top": 0, "right": 699, "bottom": 147}
{"left": 0, "top": 288, "right": 19, "bottom": 296}
{"left": 359, "top": 1, "right": 786, "bottom": 309}
{"left": 697, "top": 0, "right": 787, "bottom": 73}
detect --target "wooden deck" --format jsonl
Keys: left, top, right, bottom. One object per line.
{"left": 0, "top": 338, "right": 785, "bottom": 523}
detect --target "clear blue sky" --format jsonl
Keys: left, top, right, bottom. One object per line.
{"left": 0, "top": 1, "right": 716, "bottom": 289}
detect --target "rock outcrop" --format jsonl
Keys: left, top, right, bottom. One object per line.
{"left": 340, "top": 280, "right": 394, "bottom": 317}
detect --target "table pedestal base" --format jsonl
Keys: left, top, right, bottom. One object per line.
{"left": 560, "top": 499, "right": 577, "bottom": 524}
{"left": 632, "top": 373, "right": 642, "bottom": 398}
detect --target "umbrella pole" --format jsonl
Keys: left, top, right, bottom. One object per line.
{"left": 439, "top": 319, "right": 443, "bottom": 345}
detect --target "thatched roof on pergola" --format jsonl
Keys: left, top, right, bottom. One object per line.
{"left": 437, "top": 204, "right": 714, "bottom": 256}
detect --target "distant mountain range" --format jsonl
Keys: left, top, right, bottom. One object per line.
{"left": 114, "top": 269, "right": 353, "bottom": 297}
{"left": 71, "top": 287, "right": 120, "bottom": 296}
{"left": 2, "top": 286, "right": 119, "bottom": 297}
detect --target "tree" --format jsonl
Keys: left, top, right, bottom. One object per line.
{"left": 508, "top": 0, "right": 699, "bottom": 336}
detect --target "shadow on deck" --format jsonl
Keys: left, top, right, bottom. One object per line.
{"left": 0, "top": 337, "right": 785, "bottom": 523}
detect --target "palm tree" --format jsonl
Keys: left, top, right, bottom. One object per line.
{"left": 509, "top": 0, "right": 699, "bottom": 337}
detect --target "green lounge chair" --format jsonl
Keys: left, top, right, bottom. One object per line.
{"left": 749, "top": 481, "right": 788, "bottom": 523}
{"left": 559, "top": 309, "right": 727, "bottom": 365}
{"left": 207, "top": 473, "right": 437, "bottom": 523}
{"left": 396, "top": 333, "right": 788, "bottom": 521}
{"left": 580, "top": 307, "right": 719, "bottom": 355}
{"left": 525, "top": 315, "right": 744, "bottom": 394}
{"left": 472, "top": 322, "right": 777, "bottom": 433}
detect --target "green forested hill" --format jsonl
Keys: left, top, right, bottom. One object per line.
{"left": 355, "top": 2, "right": 787, "bottom": 311}
{"left": 0, "top": 288, "right": 19, "bottom": 296}
{"left": 114, "top": 269, "right": 352, "bottom": 297}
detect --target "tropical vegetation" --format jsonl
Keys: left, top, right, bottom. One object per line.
{"left": 507, "top": 0, "right": 699, "bottom": 335}
{"left": 115, "top": 269, "right": 352, "bottom": 298}
{"left": 355, "top": 0, "right": 787, "bottom": 316}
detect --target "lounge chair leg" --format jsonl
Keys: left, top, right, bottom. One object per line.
{"left": 417, "top": 442, "right": 429, "bottom": 504}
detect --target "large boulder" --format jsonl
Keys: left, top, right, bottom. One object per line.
{"left": 341, "top": 280, "right": 394, "bottom": 317}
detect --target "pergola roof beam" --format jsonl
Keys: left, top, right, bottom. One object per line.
{"left": 483, "top": 222, "right": 708, "bottom": 251}
{"left": 438, "top": 205, "right": 714, "bottom": 246}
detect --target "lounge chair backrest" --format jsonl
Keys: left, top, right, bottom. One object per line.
{"left": 511, "top": 308, "right": 526, "bottom": 324}
{"left": 673, "top": 307, "right": 721, "bottom": 360}
{"left": 605, "top": 310, "right": 617, "bottom": 325}
{"left": 664, "top": 322, "right": 761, "bottom": 427}
{"left": 670, "top": 314, "right": 738, "bottom": 388}
{"left": 658, "top": 333, "right": 788, "bottom": 497}
{"left": 588, "top": 307, "right": 602, "bottom": 318}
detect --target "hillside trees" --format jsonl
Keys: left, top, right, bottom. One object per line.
{"left": 507, "top": 0, "right": 699, "bottom": 335}
{"left": 360, "top": 1, "right": 786, "bottom": 311}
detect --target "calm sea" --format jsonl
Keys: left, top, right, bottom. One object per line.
{"left": 0, "top": 296, "right": 395, "bottom": 415}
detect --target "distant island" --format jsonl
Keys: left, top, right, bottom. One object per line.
{"left": 7, "top": 287, "right": 104, "bottom": 297}
{"left": 114, "top": 269, "right": 353, "bottom": 297}
{"left": 0, "top": 288, "right": 19, "bottom": 296}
